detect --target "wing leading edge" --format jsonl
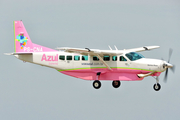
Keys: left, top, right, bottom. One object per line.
{"left": 56, "top": 46, "right": 160, "bottom": 55}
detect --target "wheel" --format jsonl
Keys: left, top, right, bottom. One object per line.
{"left": 93, "top": 80, "right": 101, "bottom": 89}
{"left": 112, "top": 80, "right": 121, "bottom": 88}
{"left": 153, "top": 83, "right": 161, "bottom": 91}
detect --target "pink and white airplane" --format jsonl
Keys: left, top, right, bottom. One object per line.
{"left": 5, "top": 21, "right": 175, "bottom": 91}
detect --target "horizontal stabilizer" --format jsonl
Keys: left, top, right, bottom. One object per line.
{"left": 4, "top": 52, "right": 33, "bottom": 55}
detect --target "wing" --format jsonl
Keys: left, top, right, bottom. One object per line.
{"left": 56, "top": 47, "right": 123, "bottom": 56}
{"left": 125, "top": 46, "right": 160, "bottom": 52}
{"left": 56, "top": 46, "right": 159, "bottom": 55}
{"left": 56, "top": 46, "right": 160, "bottom": 70}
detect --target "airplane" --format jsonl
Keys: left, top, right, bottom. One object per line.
{"left": 5, "top": 21, "right": 175, "bottom": 91}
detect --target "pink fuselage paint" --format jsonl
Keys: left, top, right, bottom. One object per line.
{"left": 59, "top": 68, "right": 162, "bottom": 81}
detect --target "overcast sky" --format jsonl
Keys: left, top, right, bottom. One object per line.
{"left": 1, "top": 0, "right": 180, "bottom": 120}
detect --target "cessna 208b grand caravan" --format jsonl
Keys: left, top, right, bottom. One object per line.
{"left": 5, "top": 21, "right": 175, "bottom": 91}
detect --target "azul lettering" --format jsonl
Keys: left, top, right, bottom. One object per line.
{"left": 41, "top": 54, "right": 58, "bottom": 61}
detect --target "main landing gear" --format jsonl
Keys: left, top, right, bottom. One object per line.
{"left": 92, "top": 72, "right": 121, "bottom": 89}
{"left": 112, "top": 80, "right": 121, "bottom": 88}
{"left": 93, "top": 72, "right": 101, "bottom": 89}
{"left": 93, "top": 80, "right": 101, "bottom": 89}
{"left": 153, "top": 76, "right": 161, "bottom": 91}
{"left": 92, "top": 80, "right": 121, "bottom": 89}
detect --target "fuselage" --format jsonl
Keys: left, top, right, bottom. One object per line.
{"left": 15, "top": 51, "right": 164, "bottom": 81}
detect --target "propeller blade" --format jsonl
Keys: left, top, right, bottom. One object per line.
{"left": 170, "top": 65, "right": 175, "bottom": 73}
{"left": 168, "top": 48, "right": 173, "bottom": 63}
{"left": 163, "top": 48, "right": 175, "bottom": 83}
{"left": 164, "top": 68, "right": 168, "bottom": 82}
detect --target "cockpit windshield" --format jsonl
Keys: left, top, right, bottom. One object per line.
{"left": 125, "top": 52, "right": 144, "bottom": 61}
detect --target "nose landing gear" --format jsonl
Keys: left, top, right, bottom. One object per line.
{"left": 153, "top": 76, "right": 161, "bottom": 91}
{"left": 153, "top": 83, "right": 161, "bottom": 91}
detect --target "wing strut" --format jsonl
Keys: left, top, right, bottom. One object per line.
{"left": 137, "top": 71, "right": 156, "bottom": 78}
{"left": 96, "top": 54, "right": 112, "bottom": 70}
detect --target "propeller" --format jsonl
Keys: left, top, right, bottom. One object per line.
{"left": 163, "top": 48, "right": 175, "bottom": 82}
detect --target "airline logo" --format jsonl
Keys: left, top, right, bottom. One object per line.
{"left": 16, "top": 32, "right": 28, "bottom": 49}
{"left": 41, "top": 54, "right": 58, "bottom": 61}
{"left": 41, "top": 54, "right": 58, "bottom": 65}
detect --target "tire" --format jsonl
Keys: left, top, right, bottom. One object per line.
{"left": 93, "top": 80, "right": 101, "bottom": 89}
{"left": 112, "top": 81, "right": 121, "bottom": 88}
{"left": 153, "top": 83, "right": 161, "bottom": 91}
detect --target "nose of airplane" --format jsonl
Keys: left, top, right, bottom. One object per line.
{"left": 163, "top": 61, "right": 173, "bottom": 69}
{"left": 163, "top": 60, "right": 175, "bottom": 82}
{"left": 161, "top": 48, "right": 175, "bottom": 82}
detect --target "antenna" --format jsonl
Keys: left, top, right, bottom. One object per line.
{"left": 20, "top": 20, "right": 23, "bottom": 27}
{"left": 108, "top": 45, "right": 112, "bottom": 50}
{"left": 114, "top": 45, "right": 118, "bottom": 50}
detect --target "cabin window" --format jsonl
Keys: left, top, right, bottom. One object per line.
{"left": 66, "top": 56, "right": 72, "bottom": 60}
{"left": 93, "top": 56, "right": 99, "bottom": 61}
{"left": 59, "top": 55, "right": 65, "bottom": 60}
{"left": 82, "top": 55, "right": 88, "bottom": 61}
{"left": 120, "top": 56, "right": 127, "bottom": 61}
{"left": 112, "top": 56, "right": 117, "bottom": 61}
{"left": 104, "top": 56, "right": 110, "bottom": 61}
{"left": 74, "top": 56, "right": 80, "bottom": 61}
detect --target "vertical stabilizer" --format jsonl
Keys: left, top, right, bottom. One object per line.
{"left": 14, "top": 21, "right": 57, "bottom": 53}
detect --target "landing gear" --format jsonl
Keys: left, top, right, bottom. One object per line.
{"left": 153, "top": 83, "right": 161, "bottom": 91}
{"left": 153, "top": 76, "right": 161, "bottom": 91}
{"left": 112, "top": 80, "right": 121, "bottom": 88}
{"left": 93, "top": 72, "right": 101, "bottom": 89}
{"left": 93, "top": 72, "right": 122, "bottom": 89}
{"left": 93, "top": 80, "right": 101, "bottom": 89}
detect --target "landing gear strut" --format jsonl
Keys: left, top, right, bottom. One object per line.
{"left": 112, "top": 81, "right": 121, "bottom": 88}
{"left": 153, "top": 76, "right": 161, "bottom": 91}
{"left": 93, "top": 72, "right": 101, "bottom": 89}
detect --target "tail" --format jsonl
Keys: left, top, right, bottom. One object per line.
{"left": 14, "top": 21, "right": 57, "bottom": 53}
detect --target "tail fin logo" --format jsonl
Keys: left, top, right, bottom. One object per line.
{"left": 15, "top": 32, "right": 28, "bottom": 49}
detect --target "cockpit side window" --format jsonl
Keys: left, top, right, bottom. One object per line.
{"left": 125, "top": 52, "right": 144, "bottom": 61}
